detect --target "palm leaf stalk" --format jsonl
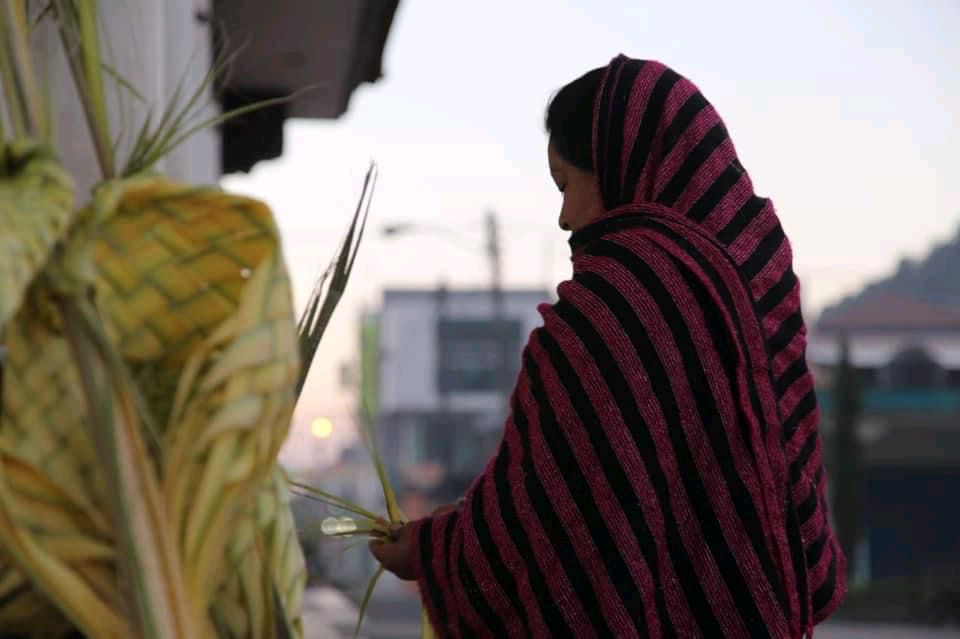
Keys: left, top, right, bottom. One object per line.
{"left": 50, "top": 0, "right": 115, "bottom": 177}
{"left": 59, "top": 294, "right": 201, "bottom": 639}
{"left": 290, "top": 482, "right": 386, "bottom": 526}
{"left": 292, "top": 166, "right": 436, "bottom": 637}
{"left": 0, "top": 0, "right": 45, "bottom": 139}
{"left": 296, "top": 164, "right": 376, "bottom": 396}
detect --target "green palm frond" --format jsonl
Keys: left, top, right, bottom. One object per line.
{"left": 296, "top": 163, "right": 376, "bottom": 397}
{"left": 354, "top": 565, "right": 385, "bottom": 639}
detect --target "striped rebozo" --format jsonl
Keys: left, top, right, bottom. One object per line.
{"left": 409, "top": 56, "right": 845, "bottom": 638}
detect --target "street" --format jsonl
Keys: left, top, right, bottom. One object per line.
{"left": 302, "top": 585, "right": 960, "bottom": 639}
{"left": 817, "top": 623, "right": 959, "bottom": 639}
{"left": 301, "top": 584, "right": 423, "bottom": 639}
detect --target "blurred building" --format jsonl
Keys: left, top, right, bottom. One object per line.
{"left": 808, "top": 232, "right": 960, "bottom": 584}
{"left": 361, "top": 287, "right": 551, "bottom": 519}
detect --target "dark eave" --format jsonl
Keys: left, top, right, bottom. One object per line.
{"left": 212, "top": 0, "right": 401, "bottom": 173}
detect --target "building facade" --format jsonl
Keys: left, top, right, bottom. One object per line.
{"left": 809, "top": 290, "right": 960, "bottom": 585}
{"left": 365, "top": 287, "right": 552, "bottom": 517}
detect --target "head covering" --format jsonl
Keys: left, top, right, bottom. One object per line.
{"left": 590, "top": 56, "right": 792, "bottom": 297}
{"left": 407, "top": 56, "right": 844, "bottom": 639}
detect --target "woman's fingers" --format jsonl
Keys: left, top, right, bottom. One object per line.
{"left": 367, "top": 523, "right": 416, "bottom": 580}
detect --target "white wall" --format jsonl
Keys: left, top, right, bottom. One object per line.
{"left": 807, "top": 331, "right": 960, "bottom": 368}
{"left": 163, "top": 0, "right": 221, "bottom": 185}
{"left": 378, "top": 290, "right": 550, "bottom": 414}
{"left": 34, "top": 0, "right": 220, "bottom": 197}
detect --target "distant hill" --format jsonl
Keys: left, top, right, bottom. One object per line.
{"left": 817, "top": 226, "right": 960, "bottom": 329}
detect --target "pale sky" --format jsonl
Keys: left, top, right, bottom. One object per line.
{"left": 222, "top": 0, "right": 960, "bottom": 470}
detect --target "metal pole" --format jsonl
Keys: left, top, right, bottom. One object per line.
{"left": 485, "top": 211, "right": 507, "bottom": 415}
{"left": 486, "top": 210, "right": 503, "bottom": 314}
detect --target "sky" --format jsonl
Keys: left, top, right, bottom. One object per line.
{"left": 222, "top": 0, "right": 960, "bottom": 470}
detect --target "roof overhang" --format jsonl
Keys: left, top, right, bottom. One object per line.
{"left": 212, "top": 0, "right": 400, "bottom": 172}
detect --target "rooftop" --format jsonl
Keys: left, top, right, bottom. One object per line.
{"left": 817, "top": 291, "right": 960, "bottom": 333}
{"left": 817, "top": 224, "right": 960, "bottom": 333}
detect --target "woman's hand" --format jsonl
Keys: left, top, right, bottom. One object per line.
{"left": 369, "top": 502, "right": 462, "bottom": 580}
{"left": 369, "top": 522, "right": 416, "bottom": 581}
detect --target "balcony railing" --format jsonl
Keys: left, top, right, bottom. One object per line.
{"left": 816, "top": 388, "right": 960, "bottom": 413}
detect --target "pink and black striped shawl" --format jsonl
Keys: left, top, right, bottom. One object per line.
{"left": 409, "top": 55, "right": 845, "bottom": 639}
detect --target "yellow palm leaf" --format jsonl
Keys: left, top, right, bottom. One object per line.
{"left": 0, "top": 143, "right": 125, "bottom": 638}
{"left": 0, "top": 562, "right": 74, "bottom": 639}
{"left": 214, "top": 469, "right": 307, "bottom": 638}
{"left": 0, "top": 141, "right": 73, "bottom": 328}
{"left": 87, "top": 177, "right": 300, "bottom": 623}
{"left": 0, "top": 173, "right": 304, "bottom": 637}
{"left": 0, "top": 303, "right": 130, "bottom": 638}
{"left": 1, "top": 2, "right": 313, "bottom": 634}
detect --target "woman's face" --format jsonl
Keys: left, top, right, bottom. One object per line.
{"left": 548, "top": 138, "right": 605, "bottom": 233}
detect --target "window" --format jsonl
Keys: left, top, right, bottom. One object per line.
{"left": 885, "top": 346, "right": 945, "bottom": 389}
{"left": 437, "top": 319, "right": 523, "bottom": 393}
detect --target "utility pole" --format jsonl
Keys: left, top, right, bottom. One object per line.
{"left": 485, "top": 211, "right": 508, "bottom": 417}
{"left": 832, "top": 334, "right": 863, "bottom": 581}
{"left": 486, "top": 210, "right": 503, "bottom": 317}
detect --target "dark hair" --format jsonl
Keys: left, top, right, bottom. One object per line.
{"left": 545, "top": 67, "right": 605, "bottom": 172}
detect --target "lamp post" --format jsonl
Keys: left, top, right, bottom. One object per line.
{"left": 484, "top": 211, "right": 510, "bottom": 411}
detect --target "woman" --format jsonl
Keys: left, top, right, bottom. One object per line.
{"left": 371, "top": 55, "right": 845, "bottom": 638}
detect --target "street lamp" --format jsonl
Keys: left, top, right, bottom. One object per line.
{"left": 381, "top": 221, "right": 479, "bottom": 251}
{"left": 381, "top": 222, "right": 413, "bottom": 236}
{"left": 380, "top": 214, "right": 502, "bottom": 300}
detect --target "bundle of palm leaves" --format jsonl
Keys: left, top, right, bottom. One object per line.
{"left": 0, "top": 2, "right": 393, "bottom": 637}
{"left": 0, "top": 2, "right": 435, "bottom": 636}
